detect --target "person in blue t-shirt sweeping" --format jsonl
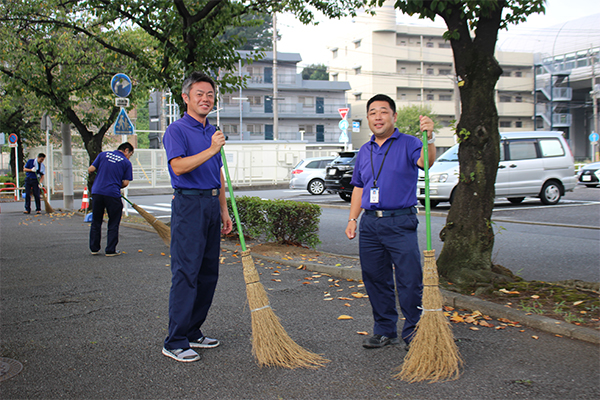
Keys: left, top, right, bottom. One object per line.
{"left": 161, "top": 71, "right": 232, "bottom": 363}
{"left": 23, "top": 153, "right": 46, "bottom": 214}
{"left": 345, "top": 94, "right": 436, "bottom": 350}
{"left": 88, "top": 142, "right": 134, "bottom": 256}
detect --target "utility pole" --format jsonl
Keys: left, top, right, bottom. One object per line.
{"left": 272, "top": 11, "right": 278, "bottom": 140}
{"left": 591, "top": 48, "right": 598, "bottom": 161}
{"left": 61, "top": 122, "right": 74, "bottom": 210}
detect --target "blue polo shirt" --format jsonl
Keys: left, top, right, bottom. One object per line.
{"left": 163, "top": 112, "right": 222, "bottom": 190}
{"left": 24, "top": 158, "right": 44, "bottom": 181}
{"left": 91, "top": 150, "right": 133, "bottom": 198}
{"left": 350, "top": 128, "right": 422, "bottom": 210}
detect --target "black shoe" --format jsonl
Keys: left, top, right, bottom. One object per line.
{"left": 362, "top": 334, "right": 400, "bottom": 348}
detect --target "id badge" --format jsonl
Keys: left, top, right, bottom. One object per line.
{"left": 370, "top": 187, "right": 380, "bottom": 203}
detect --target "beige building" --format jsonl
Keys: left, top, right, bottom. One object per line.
{"left": 328, "top": 1, "right": 534, "bottom": 153}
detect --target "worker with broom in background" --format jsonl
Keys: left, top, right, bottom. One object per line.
{"left": 345, "top": 94, "right": 435, "bottom": 351}
{"left": 161, "top": 71, "right": 232, "bottom": 363}
{"left": 88, "top": 142, "right": 134, "bottom": 256}
{"left": 23, "top": 153, "right": 46, "bottom": 214}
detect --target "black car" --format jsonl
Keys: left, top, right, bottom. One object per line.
{"left": 324, "top": 151, "right": 358, "bottom": 202}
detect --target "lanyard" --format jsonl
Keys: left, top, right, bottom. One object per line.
{"left": 370, "top": 138, "right": 395, "bottom": 187}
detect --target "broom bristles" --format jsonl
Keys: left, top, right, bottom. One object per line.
{"left": 131, "top": 203, "right": 171, "bottom": 246}
{"left": 41, "top": 190, "right": 54, "bottom": 214}
{"left": 395, "top": 249, "right": 462, "bottom": 383}
{"left": 242, "top": 250, "right": 329, "bottom": 369}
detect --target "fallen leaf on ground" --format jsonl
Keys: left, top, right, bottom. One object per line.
{"left": 573, "top": 300, "right": 584, "bottom": 306}
{"left": 357, "top": 331, "right": 368, "bottom": 335}
{"left": 469, "top": 327, "right": 479, "bottom": 331}
{"left": 532, "top": 335, "right": 539, "bottom": 340}
{"left": 351, "top": 292, "right": 365, "bottom": 298}
{"left": 338, "top": 315, "right": 353, "bottom": 320}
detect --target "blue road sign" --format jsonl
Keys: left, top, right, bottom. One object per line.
{"left": 339, "top": 119, "right": 349, "bottom": 131}
{"left": 589, "top": 132, "right": 599, "bottom": 143}
{"left": 114, "top": 108, "right": 135, "bottom": 135}
{"left": 339, "top": 130, "right": 349, "bottom": 143}
{"left": 111, "top": 73, "right": 132, "bottom": 98}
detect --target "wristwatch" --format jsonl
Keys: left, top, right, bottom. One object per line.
{"left": 427, "top": 131, "right": 436, "bottom": 144}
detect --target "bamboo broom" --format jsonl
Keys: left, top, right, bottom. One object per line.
{"left": 40, "top": 185, "right": 54, "bottom": 214}
{"left": 395, "top": 129, "right": 462, "bottom": 382}
{"left": 121, "top": 195, "right": 170, "bottom": 246}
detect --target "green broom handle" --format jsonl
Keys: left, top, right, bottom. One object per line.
{"left": 220, "top": 147, "right": 247, "bottom": 251}
{"left": 422, "top": 130, "right": 432, "bottom": 251}
{"left": 121, "top": 194, "right": 133, "bottom": 206}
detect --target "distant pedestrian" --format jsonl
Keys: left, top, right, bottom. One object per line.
{"left": 345, "top": 94, "right": 435, "bottom": 350}
{"left": 161, "top": 71, "right": 232, "bottom": 363}
{"left": 88, "top": 142, "right": 134, "bottom": 256}
{"left": 23, "top": 153, "right": 46, "bottom": 214}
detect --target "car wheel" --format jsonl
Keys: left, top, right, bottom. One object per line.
{"left": 307, "top": 179, "right": 325, "bottom": 195}
{"left": 507, "top": 197, "right": 525, "bottom": 204}
{"left": 540, "top": 181, "right": 562, "bottom": 205}
{"left": 419, "top": 199, "right": 440, "bottom": 208}
{"left": 339, "top": 192, "right": 352, "bottom": 202}
{"left": 585, "top": 184, "right": 598, "bottom": 188}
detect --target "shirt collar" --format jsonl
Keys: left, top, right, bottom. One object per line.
{"left": 370, "top": 128, "right": 401, "bottom": 146}
{"left": 183, "top": 112, "right": 211, "bottom": 129}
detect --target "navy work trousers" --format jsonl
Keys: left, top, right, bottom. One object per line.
{"left": 164, "top": 192, "right": 221, "bottom": 350}
{"left": 359, "top": 213, "right": 423, "bottom": 344}
{"left": 89, "top": 194, "right": 123, "bottom": 254}
{"left": 24, "top": 179, "right": 41, "bottom": 213}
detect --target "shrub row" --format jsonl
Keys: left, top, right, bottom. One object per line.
{"left": 226, "top": 196, "right": 322, "bottom": 248}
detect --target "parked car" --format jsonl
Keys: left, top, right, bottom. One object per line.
{"left": 289, "top": 156, "right": 335, "bottom": 195}
{"left": 417, "top": 131, "right": 577, "bottom": 207}
{"left": 324, "top": 151, "right": 358, "bottom": 202}
{"left": 577, "top": 161, "right": 600, "bottom": 187}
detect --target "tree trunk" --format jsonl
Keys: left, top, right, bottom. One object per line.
{"left": 436, "top": 4, "right": 509, "bottom": 287}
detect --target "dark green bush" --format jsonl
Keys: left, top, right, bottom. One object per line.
{"left": 226, "top": 196, "right": 321, "bottom": 248}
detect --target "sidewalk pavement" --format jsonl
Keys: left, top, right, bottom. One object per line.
{"left": 1, "top": 209, "right": 599, "bottom": 399}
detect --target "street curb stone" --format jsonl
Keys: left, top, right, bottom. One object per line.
{"left": 230, "top": 245, "right": 600, "bottom": 345}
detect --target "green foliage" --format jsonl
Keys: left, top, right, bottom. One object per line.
{"left": 302, "top": 64, "right": 329, "bottom": 81}
{"left": 394, "top": 104, "right": 441, "bottom": 137}
{"left": 227, "top": 196, "right": 322, "bottom": 248}
{"left": 220, "top": 13, "right": 275, "bottom": 51}
{"left": 456, "top": 128, "right": 471, "bottom": 143}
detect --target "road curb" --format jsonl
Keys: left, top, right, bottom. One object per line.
{"left": 232, "top": 246, "right": 600, "bottom": 345}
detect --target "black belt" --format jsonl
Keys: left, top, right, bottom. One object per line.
{"left": 175, "top": 188, "right": 219, "bottom": 196}
{"left": 364, "top": 207, "right": 416, "bottom": 217}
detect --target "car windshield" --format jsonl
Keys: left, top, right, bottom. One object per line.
{"left": 332, "top": 152, "right": 356, "bottom": 165}
{"left": 437, "top": 145, "right": 459, "bottom": 162}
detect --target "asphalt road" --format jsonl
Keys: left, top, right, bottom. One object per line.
{"left": 1, "top": 209, "right": 599, "bottom": 399}
{"left": 121, "top": 186, "right": 600, "bottom": 283}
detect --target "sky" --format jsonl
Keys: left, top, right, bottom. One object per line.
{"left": 276, "top": 0, "right": 600, "bottom": 68}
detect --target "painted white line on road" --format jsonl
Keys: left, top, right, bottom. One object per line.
{"left": 493, "top": 201, "right": 600, "bottom": 212}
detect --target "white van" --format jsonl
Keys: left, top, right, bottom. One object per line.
{"left": 417, "top": 131, "right": 576, "bottom": 207}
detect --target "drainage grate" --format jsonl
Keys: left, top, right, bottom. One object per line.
{"left": 0, "top": 358, "right": 23, "bottom": 382}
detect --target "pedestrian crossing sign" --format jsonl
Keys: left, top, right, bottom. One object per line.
{"left": 114, "top": 108, "right": 135, "bottom": 135}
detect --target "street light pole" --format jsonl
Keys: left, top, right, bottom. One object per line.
{"left": 272, "top": 11, "right": 278, "bottom": 140}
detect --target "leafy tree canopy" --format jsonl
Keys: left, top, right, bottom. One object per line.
{"left": 394, "top": 105, "right": 441, "bottom": 137}
{"left": 302, "top": 64, "right": 329, "bottom": 81}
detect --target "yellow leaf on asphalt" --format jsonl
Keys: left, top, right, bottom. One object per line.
{"left": 337, "top": 315, "right": 353, "bottom": 320}
{"left": 573, "top": 300, "right": 584, "bottom": 306}
{"left": 324, "top": 298, "right": 333, "bottom": 301}
{"left": 532, "top": 336, "right": 539, "bottom": 340}
{"left": 351, "top": 292, "right": 365, "bottom": 298}
{"left": 357, "top": 331, "right": 369, "bottom": 335}
{"left": 161, "top": 252, "right": 166, "bottom": 256}
{"left": 469, "top": 327, "right": 479, "bottom": 331}
{"left": 344, "top": 303, "right": 351, "bottom": 307}
{"left": 531, "top": 295, "right": 540, "bottom": 299}
{"left": 450, "top": 312, "right": 464, "bottom": 323}
{"left": 138, "top": 249, "right": 143, "bottom": 252}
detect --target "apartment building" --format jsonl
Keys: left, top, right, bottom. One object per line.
{"left": 218, "top": 51, "right": 351, "bottom": 144}
{"left": 327, "top": 1, "right": 534, "bottom": 152}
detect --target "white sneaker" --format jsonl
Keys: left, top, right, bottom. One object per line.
{"left": 162, "top": 347, "right": 201, "bottom": 362}
{"left": 189, "top": 336, "right": 220, "bottom": 349}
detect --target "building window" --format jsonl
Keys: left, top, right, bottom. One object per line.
{"left": 417, "top": 68, "right": 421, "bottom": 74}
{"left": 354, "top": 93, "right": 361, "bottom": 100}
{"left": 331, "top": 73, "right": 338, "bottom": 81}
{"left": 426, "top": 68, "right": 434, "bottom": 75}
{"left": 439, "top": 94, "right": 452, "bottom": 101}
{"left": 299, "top": 96, "right": 314, "bottom": 108}
{"left": 354, "top": 66, "right": 361, "bottom": 75}
{"left": 515, "top": 121, "right": 523, "bottom": 128}
{"left": 299, "top": 125, "right": 314, "bottom": 134}
{"left": 223, "top": 124, "right": 238, "bottom": 134}
{"left": 426, "top": 94, "right": 435, "bottom": 101}
{"left": 439, "top": 69, "right": 452, "bottom": 75}
{"left": 515, "top": 71, "right": 523, "bottom": 77}
{"left": 417, "top": 94, "right": 422, "bottom": 101}
{"left": 247, "top": 124, "right": 261, "bottom": 135}
{"left": 499, "top": 95, "right": 512, "bottom": 103}
{"left": 221, "top": 95, "right": 231, "bottom": 105}
{"left": 438, "top": 42, "right": 451, "bottom": 48}
{"left": 426, "top": 42, "right": 434, "bottom": 48}
{"left": 248, "top": 96, "right": 262, "bottom": 106}
{"left": 354, "top": 39, "right": 362, "bottom": 48}
{"left": 500, "top": 121, "right": 512, "bottom": 128}
{"left": 515, "top": 96, "right": 523, "bottom": 103}
{"left": 332, "top": 49, "right": 338, "bottom": 58}
{"left": 501, "top": 70, "right": 511, "bottom": 77}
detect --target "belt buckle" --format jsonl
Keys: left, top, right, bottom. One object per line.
{"left": 375, "top": 210, "right": 383, "bottom": 217}
{"left": 211, "top": 189, "right": 217, "bottom": 196}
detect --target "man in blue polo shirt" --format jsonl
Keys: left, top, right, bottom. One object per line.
{"left": 88, "top": 142, "right": 134, "bottom": 256}
{"left": 345, "top": 94, "right": 435, "bottom": 350}
{"left": 161, "top": 71, "right": 232, "bottom": 363}
{"left": 23, "top": 153, "right": 46, "bottom": 214}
